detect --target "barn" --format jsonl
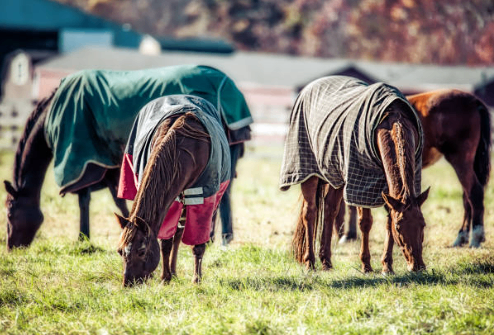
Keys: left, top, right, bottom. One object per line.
{"left": 0, "top": 0, "right": 234, "bottom": 149}
{"left": 29, "top": 46, "right": 494, "bottom": 146}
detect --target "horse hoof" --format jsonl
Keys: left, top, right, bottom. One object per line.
{"left": 161, "top": 276, "right": 172, "bottom": 284}
{"left": 381, "top": 270, "right": 394, "bottom": 276}
{"left": 193, "top": 277, "right": 201, "bottom": 284}
{"left": 304, "top": 260, "right": 316, "bottom": 271}
{"left": 469, "top": 226, "right": 485, "bottom": 248}
{"left": 321, "top": 262, "right": 333, "bottom": 271}
{"left": 362, "top": 266, "right": 373, "bottom": 274}
{"left": 469, "top": 240, "right": 482, "bottom": 248}
{"left": 452, "top": 232, "right": 469, "bottom": 247}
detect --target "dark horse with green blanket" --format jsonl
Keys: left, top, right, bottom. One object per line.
{"left": 4, "top": 65, "right": 252, "bottom": 250}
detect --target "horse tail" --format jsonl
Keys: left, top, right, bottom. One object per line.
{"left": 292, "top": 181, "right": 325, "bottom": 264}
{"left": 291, "top": 197, "right": 307, "bottom": 263}
{"left": 474, "top": 99, "right": 491, "bottom": 187}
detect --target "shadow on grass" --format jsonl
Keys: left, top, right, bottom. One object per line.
{"left": 451, "top": 256, "right": 494, "bottom": 275}
{"left": 68, "top": 241, "right": 105, "bottom": 255}
{"left": 32, "top": 240, "right": 106, "bottom": 255}
{"left": 220, "top": 267, "right": 493, "bottom": 292}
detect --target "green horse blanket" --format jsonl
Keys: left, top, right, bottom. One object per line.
{"left": 44, "top": 65, "right": 252, "bottom": 191}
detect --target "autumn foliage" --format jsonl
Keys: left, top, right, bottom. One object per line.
{"left": 55, "top": 0, "right": 494, "bottom": 65}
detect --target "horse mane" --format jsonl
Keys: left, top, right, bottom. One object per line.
{"left": 121, "top": 112, "right": 210, "bottom": 244}
{"left": 378, "top": 102, "right": 418, "bottom": 203}
{"left": 13, "top": 89, "right": 57, "bottom": 188}
{"left": 392, "top": 116, "right": 416, "bottom": 202}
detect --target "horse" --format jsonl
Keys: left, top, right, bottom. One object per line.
{"left": 4, "top": 92, "right": 130, "bottom": 249}
{"left": 115, "top": 95, "right": 230, "bottom": 286}
{"left": 4, "top": 65, "right": 251, "bottom": 250}
{"left": 338, "top": 89, "right": 491, "bottom": 248}
{"left": 280, "top": 76, "right": 430, "bottom": 273}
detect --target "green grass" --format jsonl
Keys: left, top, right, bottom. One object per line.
{"left": 1, "top": 146, "right": 494, "bottom": 334}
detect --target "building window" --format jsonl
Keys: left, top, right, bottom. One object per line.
{"left": 11, "top": 53, "right": 30, "bottom": 86}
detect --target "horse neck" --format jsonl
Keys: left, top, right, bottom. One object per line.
{"left": 129, "top": 115, "right": 209, "bottom": 234}
{"left": 378, "top": 114, "right": 417, "bottom": 200}
{"left": 14, "top": 103, "right": 53, "bottom": 203}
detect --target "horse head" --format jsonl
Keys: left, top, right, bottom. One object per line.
{"left": 4, "top": 181, "right": 44, "bottom": 250}
{"left": 382, "top": 187, "right": 430, "bottom": 272}
{"left": 115, "top": 213, "right": 160, "bottom": 287}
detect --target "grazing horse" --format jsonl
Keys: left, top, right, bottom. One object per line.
{"left": 4, "top": 65, "right": 250, "bottom": 250}
{"left": 4, "top": 92, "right": 130, "bottom": 249}
{"left": 116, "top": 95, "right": 230, "bottom": 286}
{"left": 339, "top": 89, "right": 491, "bottom": 248}
{"left": 280, "top": 76, "right": 430, "bottom": 273}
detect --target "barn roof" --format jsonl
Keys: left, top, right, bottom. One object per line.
{"left": 36, "top": 46, "right": 494, "bottom": 95}
{"left": 1, "top": 0, "right": 141, "bottom": 48}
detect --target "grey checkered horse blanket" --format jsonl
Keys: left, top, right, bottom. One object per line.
{"left": 280, "top": 76, "right": 423, "bottom": 208}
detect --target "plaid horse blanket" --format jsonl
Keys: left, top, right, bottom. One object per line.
{"left": 280, "top": 76, "right": 423, "bottom": 208}
{"left": 118, "top": 95, "right": 231, "bottom": 245}
{"left": 44, "top": 65, "right": 252, "bottom": 191}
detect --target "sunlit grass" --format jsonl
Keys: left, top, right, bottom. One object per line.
{"left": 1, "top": 147, "right": 494, "bottom": 334}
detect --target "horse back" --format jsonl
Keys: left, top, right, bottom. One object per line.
{"left": 407, "top": 89, "right": 489, "bottom": 171}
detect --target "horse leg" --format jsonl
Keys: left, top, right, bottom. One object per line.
{"left": 319, "top": 186, "right": 343, "bottom": 270}
{"left": 192, "top": 243, "right": 206, "bottom": 283}
{"left": 358, "top": 207, "right": 373, "bottom": 273}
{"left": 219, "top": 142, "right": 242, "bottom": 245}
{"left": 299, "top": 177, "right": 319, "bottom": 270}
{"left": 218, "top": 184, "right": 233, "bottom": 245}
{"left": 334, "top": 201, "right": 345, "bottom": 239}
{"left": 209, "top": 211, "right": 218, "bottom": 243}
{"left": 159, "top": 238, "right": 174, "bottom": 283}
{"left": 170, "top": 226, "right": 184, "bottom": 276}
{"left": 104, "top": 169, "right": 130, "bottom": 217}
{"left": 465, "top": 180, "right": 484, "bottom": 248}
{"left": 339, "top": 205, "right": 358, "bottom": 243}
{"left": 452, "top": 193, "right": 471, "bottom": 247}
{"left": 445, "top": 154, "right": 485, "bottom": 248}
{"left": 77, "top": 188, "right": 90, "bottom": 240}
{"left": 381, "top": 211, "right": 394, "bottom": 275}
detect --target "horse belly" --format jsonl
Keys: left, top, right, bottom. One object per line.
{"left": 422, "top": 147, "right": 443, "bottom": 168}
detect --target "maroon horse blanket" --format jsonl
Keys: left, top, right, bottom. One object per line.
{"left": 118, "top": 95, "right": 231, "bottom": 245}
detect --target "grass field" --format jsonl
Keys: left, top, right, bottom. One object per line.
{"left": 1, "top": 145, "right": 494, "bottom": 334}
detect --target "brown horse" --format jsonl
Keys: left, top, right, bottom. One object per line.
{"left": 281, "top": 76, "right": 429, "bottom": 274}
{"left": 115, "top": 95, "right": 230, "bottom": 287}
{"left": 339, "top": 89, "right": 491, "bottom": 248}
{"left": 4, "top": 92, "right": 129, "bottom": 249}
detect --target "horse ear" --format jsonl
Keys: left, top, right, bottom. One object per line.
{"left": 135, "top": 217, "right": 148, "bottom": 230}
{"left": 382, "top": 192, "right": 405, "bottom": 212}
{"left": 4, "top": 181, "right": 18, "bottom": 197}
{"left": 114, "top": 213, "right": 128, "bottom": 229}
{"left": 416, "top": 187, "right": 430, "bottom": 207}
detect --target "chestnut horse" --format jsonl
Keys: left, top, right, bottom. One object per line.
{"left": 281, "top": 76, "right": 429, "bottom": 274}
{"left": 339, "top": 89, "right": 491, "bottom": 248}
{"left": 115, "top": 96, "right": 230, "bottom": 286}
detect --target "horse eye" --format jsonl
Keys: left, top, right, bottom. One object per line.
{"left": 137, "top": 244, "right": 147, "bottom": 257}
